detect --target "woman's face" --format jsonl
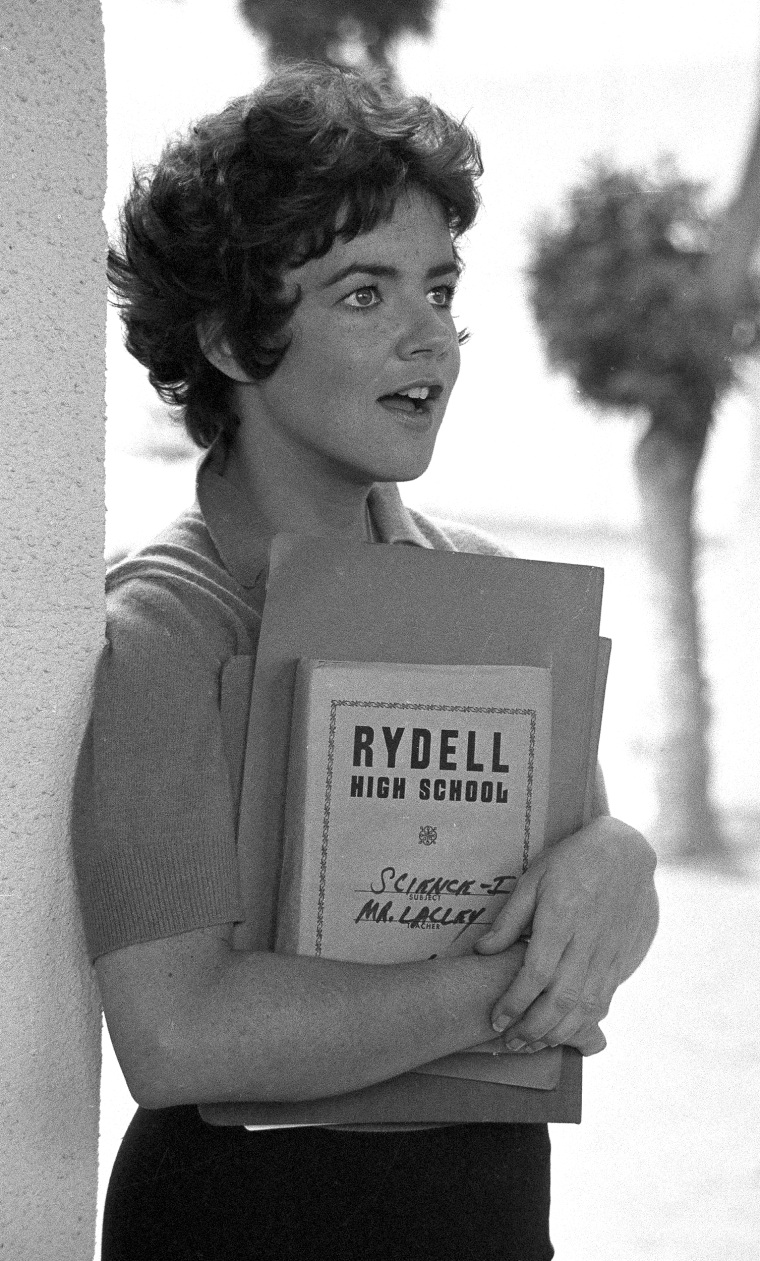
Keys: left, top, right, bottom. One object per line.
{"left": 240, "top": 187, "right": 462, "bottom": 486}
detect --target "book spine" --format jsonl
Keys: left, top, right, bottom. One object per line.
{"left": 582, "top": 637, "right": 612, "bottom": 825}
{"left": 275, "top": 662, "right": 312, "bottom": 955}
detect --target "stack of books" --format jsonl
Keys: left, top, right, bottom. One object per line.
{"left": 201, "top": 535, "right": 609, "bottom": 1128}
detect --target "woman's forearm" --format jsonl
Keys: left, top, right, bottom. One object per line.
{"left": 98, "top": 933, "right": 525, "bottom": 1109}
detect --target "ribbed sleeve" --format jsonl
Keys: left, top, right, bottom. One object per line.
{"left": 80, "top": 828, "right": 243, "bottom": 959}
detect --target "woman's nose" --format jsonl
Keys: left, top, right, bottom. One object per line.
{"left": 396, "top": 300, "right": 456, "bottom": 360}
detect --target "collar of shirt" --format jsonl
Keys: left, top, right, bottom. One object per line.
{"left": 196, "top": 440, "right": 433, "bottom": 590}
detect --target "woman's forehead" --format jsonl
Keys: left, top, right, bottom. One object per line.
{"left": 289, "top": 190, "right": 456, "bottom": 284}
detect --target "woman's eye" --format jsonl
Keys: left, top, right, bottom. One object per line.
{"left": 427, "top": 285, "right": 456, "bottom": 308}
{"left": 345, "top": 286, "right": 380, "bottom": 308}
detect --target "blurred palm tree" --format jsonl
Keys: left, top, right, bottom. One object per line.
{"left": 528, "top": 121, "right": 760, "bottom": 863}
{"left": 238, "top": 0, "right": 437, "bottom": 82}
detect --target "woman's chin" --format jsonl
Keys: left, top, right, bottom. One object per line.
{"left": 370, "top": 430, "right": 441, "bottom": 484}
{"left": 367, "top": 449, "right": 436, "bottom": 484}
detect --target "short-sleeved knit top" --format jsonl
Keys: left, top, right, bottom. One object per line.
{"left": 72, "top": 443, "right": 511, "bottom": 961}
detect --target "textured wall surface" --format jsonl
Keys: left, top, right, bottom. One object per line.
{"left": 0, "top": 2, "right": 106, "bottom": 1257}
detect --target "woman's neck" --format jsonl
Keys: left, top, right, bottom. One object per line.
{"left": 222, "top": 425, "right": 373, "bottom": 542}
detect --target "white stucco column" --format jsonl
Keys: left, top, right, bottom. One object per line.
{"left": 0, "top": 2, "right": 106, "bottom": 1257}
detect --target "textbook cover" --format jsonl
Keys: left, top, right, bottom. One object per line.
{"left": 277, "top": 659, "right": 551, "bottom": 966}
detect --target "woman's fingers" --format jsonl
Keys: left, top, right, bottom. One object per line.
{"left": 549, "top": 1018, "right": 607, "bottom": 1055}
{"left": 554, "top": 1022, "right": 607, "bottom": 1056}
{"left": 507, "top": 940, "right": 620, "bottom": 1053}
{"left": 504, "top": 1024, "right": 606, "bottom": 1055}
{"left": 494, "top": 927, "right": 594, "bottom": 1039}
{"left": 529, "top": 978, "right": 613, "bottom": 1050}
{"left": 487, "top": 896, "right": 582, "bottom": 1033}
{"left": 475, "top": 873, "right": 538, "bottom": 955}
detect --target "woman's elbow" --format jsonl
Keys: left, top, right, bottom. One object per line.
{"left": 114, "top": 1046, "right": 178, "bottom": 1110}
{"left": 107, "top": 1011, "right": 201, "bottom": 1110}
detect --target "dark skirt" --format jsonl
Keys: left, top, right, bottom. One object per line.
{"left": 102, "top": 1105, "right": 554, "bottom": 1261}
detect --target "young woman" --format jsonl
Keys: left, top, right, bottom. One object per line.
{"left": 74, "top": 63, "right": 658, "bottom": 1261}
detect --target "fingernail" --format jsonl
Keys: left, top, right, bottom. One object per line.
{"left": 492, "top": 1013, "right": 514, "bottom": 1033}
{"left": 475, "top": 931, "right": 495, "bottom": 950}
{"left": 505, "top": 1038, "right": 526, "bottom": 1051}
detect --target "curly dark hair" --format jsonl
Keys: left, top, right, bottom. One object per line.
{"left": 108, "top": 62, "right": 483, "bottom": 448}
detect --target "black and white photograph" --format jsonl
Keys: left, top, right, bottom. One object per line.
{"left": 2, "top": 1, "right": 759, "bottom": 1257}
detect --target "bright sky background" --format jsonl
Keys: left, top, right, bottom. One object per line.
{"left": 103, "top": 0, "right": 760, "bottom": 554}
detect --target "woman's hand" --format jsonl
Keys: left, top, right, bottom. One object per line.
{"left": 475, "top": 816, "right": 658, "bottom": 1055}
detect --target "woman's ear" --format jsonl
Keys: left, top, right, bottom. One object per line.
{"left": 196, "top": 319, "right": 253, "bottom": 383}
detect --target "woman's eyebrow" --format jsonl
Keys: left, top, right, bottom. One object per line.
{"left": 321, "top": 260, "right": 461, "bottom": 288}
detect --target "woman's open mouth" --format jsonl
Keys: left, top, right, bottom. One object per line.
{"left": 377, "top": 384, "right": 442, "bottom": 417}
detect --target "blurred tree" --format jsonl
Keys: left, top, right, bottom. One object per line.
{"left": 528, "top": 137, "right": 760, "bottom": 863}
{"left": 238, "top": 0, "right": 437, "bottom": 81}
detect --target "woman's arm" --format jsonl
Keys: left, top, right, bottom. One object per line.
{"left": 87, "top": 593, "right": 527, "bottom": 1109}
{"left": 96, "top": 928, "right": 526, "bottom": 1109}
